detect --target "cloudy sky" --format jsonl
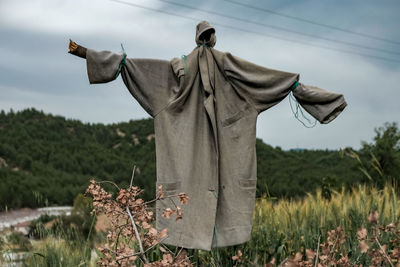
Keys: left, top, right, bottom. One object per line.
{"left": 1, "top": 0, "right": 399, "bottom": 150}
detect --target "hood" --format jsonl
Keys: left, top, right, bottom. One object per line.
{"left": 195, "top": 21, "right": 216, "bottom": 48}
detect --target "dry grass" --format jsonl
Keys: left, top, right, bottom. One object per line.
{"left": 3, "top": 183, "right": 399, "bottom": 266}
{"left": 244, "top": 183, "right": 400, "bottom": 265}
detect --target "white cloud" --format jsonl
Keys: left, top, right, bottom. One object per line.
{"left": 0, "top": 0, "right": 399, "bottom": 149}
{"left": 0, "top": 0, "right": 194, "bottom": 49}
{"left": 0, "top": 83, "right": 148, "bottom": 123}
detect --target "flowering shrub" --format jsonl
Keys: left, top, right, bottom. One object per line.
{"left": 85, "top": 175, "right": 191, "bottom": 266}
{"left": 278, "top": 211, "right": 400, "bottom": 267}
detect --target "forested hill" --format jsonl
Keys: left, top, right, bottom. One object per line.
{"left": 0, "top": 108, "right": 362, "bottom": 211}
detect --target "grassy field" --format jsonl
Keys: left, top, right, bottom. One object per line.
{"left": 2, "top": 183, "right": 399, "bottom": 266}
{"left": 244, "top": 183, "right": 400, "bottom": 265}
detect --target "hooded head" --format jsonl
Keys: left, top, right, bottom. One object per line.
{"left": 195, "top": 21, "right": 216, "bottom": 48}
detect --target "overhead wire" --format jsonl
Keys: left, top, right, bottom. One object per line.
{"left": 156, "top": 0, "right": 400, "bottom": 56}
{"left": 223, "top": 0, "right": 400, "bottom": 46}
{"left": 108, "top": 0, "right": 400, "bottom": 63}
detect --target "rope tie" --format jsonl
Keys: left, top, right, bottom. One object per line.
{"left": 181, "top": 55, "right": 188, "bottom": 74}
{"left": 212, "top": 190, "right": 218, "bottom": 199}
{"left": 291, "top": 81, "right": 299, "bottom": 91}
{"left": 289, "top": 81, "right": 317, "bottom": 128}
{"left": 197, "top": 43, "right": 210, "bottom": 47}
{"left": 115, "top": 43, "right": 127, "bottom": 79}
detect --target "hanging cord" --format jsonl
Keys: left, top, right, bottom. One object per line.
{"left": 289, "top": 82, "right": 317, "bottom": 128}
{"left": 197, "top": 43, "right": 210, "bottom": 47}
{"left": 115, "top": 43, "right": 127, "bottom": 79}
{"left": 181, "top": 55, "right": 188, "bottom": 74}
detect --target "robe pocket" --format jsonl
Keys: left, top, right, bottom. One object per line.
{"left": 238, "top": 179, "right": 257, "bottom": 189}
{"left": 156, "top": 181, "right": 181, "bottom": 197}
{"left": 221, "top": 104, "right": 252, "bottom": 127}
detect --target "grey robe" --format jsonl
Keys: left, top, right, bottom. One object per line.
{"left": 83, "top": 23, "right": 346, "bottom": 251}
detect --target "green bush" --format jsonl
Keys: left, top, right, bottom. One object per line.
{"left": 6, "top": 232, "right": 32, "bottom": 251}
{"left": 50, "top": 194, "right": 96, "bottom": 241}
{"left": 29, "top": 214, "right": 56, "bottom": 239}
{"left": 24, "top": 239, "right": 92, "bottom": 267}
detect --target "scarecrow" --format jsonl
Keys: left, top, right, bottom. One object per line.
{"left": 69, "top": 21, "right": 346, "bottom": 250}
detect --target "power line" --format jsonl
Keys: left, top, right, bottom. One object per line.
{"left": 108, "top": 0, "right": 400, "bottom": 63}
{"left": 156, "top": 0, "right": 400, "bottom": 56}
{"left": 223, "top": 0, "right": 400, "bottom": 46}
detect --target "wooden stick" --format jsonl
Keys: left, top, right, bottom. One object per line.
{"left": 97, "top": 180, "right": 121, "bottom": 191}
{"left": 126, "top": 206, "right": 149, "bottom": 264}
{"left": 114, "top": 237, "right": 169, "bottom": 262}
{"left": 130, "top": 165, "right": 136, "bottom": 188}
{"left": 314, "top": 235, "right": 320, "bottom": 267}
{"left": 375, "top": 236, "right": 394, "bottom": 267}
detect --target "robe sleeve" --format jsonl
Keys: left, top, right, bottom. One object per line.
{"left": 223, "top": 52, "right": 346, "bottom": 123}
{"left": 86, "top": 49, "right": 178, "bottom": 117}
{"left": 292, "top": 84, "right": 347, "bottom": 124}
{"left": 86, "top": 48, "right": 125, "bottom": 84}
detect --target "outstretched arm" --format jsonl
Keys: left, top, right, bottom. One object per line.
{"left": 68, "top": 39, "right": 87, "bottom": 59}
{"left": 223, "top": 52, "right": 346, "bottom": 123}
{"left": 67, "top": 40, "right": 178, "bottom": 117}
{"left": 68, "top": 40, "right": 125, "bottom": 84}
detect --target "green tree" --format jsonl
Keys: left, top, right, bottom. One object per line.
{"left": 360, "top": 122, "right": 400, "bottom": 187}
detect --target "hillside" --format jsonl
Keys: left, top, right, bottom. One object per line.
{"left": 0, "top": 108, "right": 362, "bottom": 210}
